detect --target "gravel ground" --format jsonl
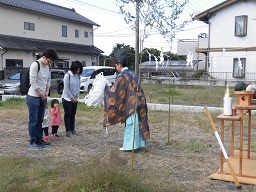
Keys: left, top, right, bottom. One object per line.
{"left": 1, "top": 107, "right": 256, "bottom": 192}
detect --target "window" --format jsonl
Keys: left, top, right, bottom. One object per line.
{"left": 84, "top": 31, "right": 88, "bottom": 38}
{"left": 81, "top": 61, "right": 86, "bottom": 67}
{"left": 234, "top": 15, "right": 247, "bottom": 36}
{"left": 64, "top": 60, "right": 69, "bottom": 68}
{"left": 96, "top": 69, "right": 103, "bottom": 76}
{"left": 57, "top": 62, "right": 63, "bottom": 68}
{"left": 103, "top": 69, "right": 116, "bottom": 76}
{"left": 233, "top": 58, "right": 246, "bottom": 78}
{"left": 24, "top": 22, "right": 35, "bottom": 31}
{"left": 62, "top": 25, "right": 67, "bottom": 37}
{"left": 6, "top": 59, "right": 23, "bottom": 68}
{"left": 75, "top": 29, "right": 79, "bottom": 38}
{"left": 92, "top": 62, "right": 96, "bottom": 66}
{"left": 10, "top": 72, "right": 21, "bottom": 80}
{"left": 51, "top": 71, "right": 65, "bottom": 79}
{"left": 51, "top": 71, "right": 59, "bottom": 79}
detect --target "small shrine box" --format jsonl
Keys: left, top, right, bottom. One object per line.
{"left": 234, "top": 91, "right": 256, "bottom": 106}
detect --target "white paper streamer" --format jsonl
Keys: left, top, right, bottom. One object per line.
{"left": 238, "top": 56, "right": 243, "bottom": 69}
{"left": 152, "top": 54, "right": 159, "bottom": 71}
{"left": 186, "top": 51, "right": 193, "bottom": 67}
{"left": 159, "top": 48, "right": 164, "bottom": 67}
{"left": 213, "top": 57, "right": 217, "bottom": 68}
{"left": 165, "top": 54, "right": 170, "bottom": 67}
{"left": 215, "top": 131, "right": 228, "bottom": 159}
{"left": 146, "top": 50, "right": 151, "bottom": 65}
{"left": 84, "top": 72, "right": 110, "bottom": 107}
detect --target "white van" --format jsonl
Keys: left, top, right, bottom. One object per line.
{"left": 80, "top": 66, "right": 116, "bottom": 92}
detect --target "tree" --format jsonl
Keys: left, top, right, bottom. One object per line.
{"left": 98, "top": 55, "right": 110, "bottom": 66}
{"left": 108, "top": 43, "right": 136, "bottom": 70}
{"left": 116, "top": 0, "right": 190, "bottom": 51}
{"left": 140, "top": 48, "right": 186, "bottom": 63}
{"left": 116, "top": 0, "right": 190, "bottom": 77}
{"left": 164, "top": 51, "right": 186, "bottom": 60}
{"left": 140, "top": 48, "right": 160, "bottom": 63}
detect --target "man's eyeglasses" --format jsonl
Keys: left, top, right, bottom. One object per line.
{"left": 46, "top": 58, "right": 53, "bottom": 64}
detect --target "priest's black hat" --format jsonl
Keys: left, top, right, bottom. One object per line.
{"left": 114, "top": 49, "right": 128, "bottom": 67}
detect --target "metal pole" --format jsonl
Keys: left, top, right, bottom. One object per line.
{"left": 168, "top": 59, "right": 171, "bottom": 144}
{"left": 135, "top": 0, "right": 139, "bottom": 76}
{"left": 197, "top": 35, "right": 199, "bottom": 72}
{"left": 206, "top": 22, "right": 211, "bottom": 72}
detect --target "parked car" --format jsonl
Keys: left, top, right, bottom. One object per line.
{"left": 80, "top": 66, "right": 116, "bottom": 92}
{"left": 50, "top": 69, "right": 66, "bottom": 89}
{"left": 0, "top": 69, "right": 65, "bottom": 95}
{"left": 0, "top": 71, "right": 21, "bottom": 95}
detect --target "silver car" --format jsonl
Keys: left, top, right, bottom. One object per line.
{"left": 0, "top": 69, "right": 65, "bottom": 95}
{"left": 0, "top": 72, "right": 21, "bottom": 95}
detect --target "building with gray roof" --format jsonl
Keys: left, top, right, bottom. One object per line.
{"left": 0, "top": 0, "right": 103, "bottom": 79}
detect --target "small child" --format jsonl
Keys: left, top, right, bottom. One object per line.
{"left": 50, "top": 99, "right": 62, "bottom": 138}
{"left": 42, "top": 104, "right": 50, "bottom": 142}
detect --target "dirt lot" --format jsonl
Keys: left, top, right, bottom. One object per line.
{"left": 1, "top": 103, "right": 256, "bottom": 191}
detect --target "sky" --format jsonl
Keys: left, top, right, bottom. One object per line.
{"left": 42, "top": 0, "right": 225, "bottom": 55}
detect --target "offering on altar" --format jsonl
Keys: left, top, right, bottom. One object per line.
{"left": 223, "top": 85, "right": 232, "bottom": 115}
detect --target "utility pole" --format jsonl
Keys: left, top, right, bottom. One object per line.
{"left": 135, "top": 0, "right": 139, "bottom": 76}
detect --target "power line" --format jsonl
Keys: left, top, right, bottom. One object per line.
{"left": 94, "top": 27, "right": 131, "bottom": 34}
{"left": 191, "top": 1, "right": 205, "bottom": 11}
{"left": 95, "top": 34, "right": 134, "bottom": 37}
{"left": 59, "top": 0, "right": 208, "bottom": 41}
{"left": 47, "top": 0, "right": 219, "bottom": 53}
{"left": 66, "top": 0, "right": 120, "bottom": 14}
{"left": 94, "top": 24, "right": 208, "bottom": 38}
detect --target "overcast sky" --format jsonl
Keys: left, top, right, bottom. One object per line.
{"left": 42, "top": 0, "right": 225, "bottom": 55}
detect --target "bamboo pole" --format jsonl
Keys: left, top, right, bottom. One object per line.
{"left": 131, "top": 47, "right": 143, "bottom": 170}
{"left": 204, "top": 106, "right": 241, "bottom": 187}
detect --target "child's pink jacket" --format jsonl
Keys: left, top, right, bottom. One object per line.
{"left": 51, "top": 108, "right": 62, "bottom": 126}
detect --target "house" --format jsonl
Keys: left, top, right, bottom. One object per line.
{"left": 0, "top": 0, "right": 103, "bottom": 79}
{"left": 176, "top": 37, "right": 206, "bottom": 71}
{"left": 193, "top": 0, "right": 256, "bottom": 80}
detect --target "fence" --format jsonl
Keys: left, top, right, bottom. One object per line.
{"left": 141, "top": 70, "right": 256, "bottom": 82}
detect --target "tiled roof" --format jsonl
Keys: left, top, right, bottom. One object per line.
{"left": 0, "top": 34, "right": 103, "bottom": 55}
{"left": 0, "top": 0, "right": 100, "bottom": 26}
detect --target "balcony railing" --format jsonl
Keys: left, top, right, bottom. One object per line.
{"left": 182, "top": 72, "right": 256, "bottom": 81}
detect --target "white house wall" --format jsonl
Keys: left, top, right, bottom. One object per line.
{"left": 209, "top": 51, "right": 256, "bottom": 72}
{"left": 0, "top": 50, "right": 35, "bottom": 69}
{"left": 56, "top": 52, "right": 95, "bottom": 67}
{"left": 208, "top": 1, "right": 256, "bottom": 74}
{"left": 0, "top": 5, "right": 93, "bottom": 45}
{"left": 0, "top": 49, "right": 96, "bottom": 69}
